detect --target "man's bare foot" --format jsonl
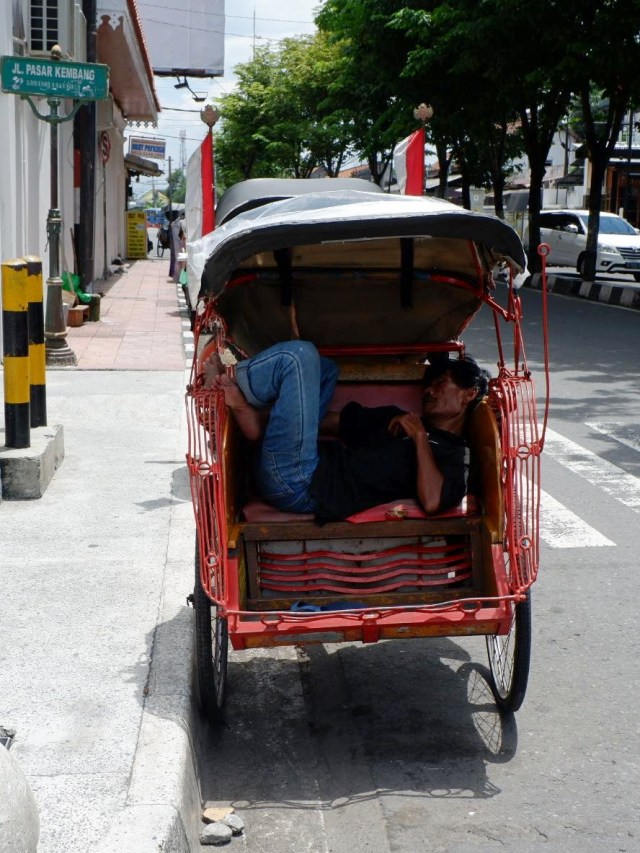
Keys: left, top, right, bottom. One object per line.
{"left": 216, "top": 373, "right": 266, "bottom": 441}
{"left": 202, "top": 351, "right": 224, "bottom": 389}
{"left": 202, "top": 351, "right": 266, "bottom": 440}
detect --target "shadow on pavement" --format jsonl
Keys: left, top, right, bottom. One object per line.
{"left": 198, "top": 637, "right": 518, "bottom": 819}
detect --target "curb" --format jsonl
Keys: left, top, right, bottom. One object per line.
{"left": 95, "top": 378, "right": 201, "bottom": 853}
{"left": 526, "top": 272, "right": 640, "bottom": 310}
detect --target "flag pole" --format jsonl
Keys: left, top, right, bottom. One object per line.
{"left": 200, "top": 105, "right": 219, "bottom": 232}
{"left": 412, "top": 103, "right": 434, "bottom": 196}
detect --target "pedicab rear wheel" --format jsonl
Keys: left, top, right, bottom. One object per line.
{"left": 486, "top": 589, "right": 531, "bottom": 713}
{"left": 193, "top": 538, "right": 228, "bottom": 723}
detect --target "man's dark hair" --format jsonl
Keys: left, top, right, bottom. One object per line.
{"left": 422, "top": 354, "right": 490, "bottom": 400}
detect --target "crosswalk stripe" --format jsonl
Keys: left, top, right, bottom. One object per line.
{"left": 540, "top": 488, "right": 615, "bottom": 548}
{"left": 586, "top": 421, "right": 640, "bottom": 454}
{"left": 543, "top": 427, "right": 640, "bottom": 511}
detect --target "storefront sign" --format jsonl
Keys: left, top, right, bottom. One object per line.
{"left": 128, "top": 137, "right": 166, "bottom": 160}
{"left": 126, "top": 210, "right": 149, "bottom": 259}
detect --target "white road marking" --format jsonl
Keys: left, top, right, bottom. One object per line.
{"left": 586, "top": 421, "right": 640, "bottom": 454}
{"left": 543, "top": 427, "right": 640, "bottom": 511}
{"left": 540, "top": 488, "right": 615, "bottom": 548}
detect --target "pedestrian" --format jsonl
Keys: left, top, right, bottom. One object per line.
{"left": 171, "top": 212, "right": 186, "bottom": 283}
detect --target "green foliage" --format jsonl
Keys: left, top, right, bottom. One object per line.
{"left": 213, "top": 0, "right": 640, "bottom": 258}
{"left": 214, "top": 34, "right": 352, "bottom": 186}
{"left": 318, "top": 0, "right": 424, "bottom": 182}
{"left": 164, "top": 167, "right": 186, "bottom": 203}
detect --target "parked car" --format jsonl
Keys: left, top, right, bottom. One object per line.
{"left": 526, "top": 209, "right": 640, "bottom": 280}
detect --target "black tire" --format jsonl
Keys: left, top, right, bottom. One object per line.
{"left": 193, "top": 538, "right": 228, "bottom": 724}
{"left": 577, "top": 254, "right": 586, "bottom": 277}
{"left": 486, "top": 590, "right": 531, "bottom": 713}
{"left": 633, "top": 273, "right": 640, "bottom": 283}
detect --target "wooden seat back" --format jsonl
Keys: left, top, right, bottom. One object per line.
{"left": 466, "top": 400, "right": 503, "bottom": 542}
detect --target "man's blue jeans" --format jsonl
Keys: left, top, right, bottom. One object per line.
{"left": 235, "top": 341, "right": 339, "bottom": 512}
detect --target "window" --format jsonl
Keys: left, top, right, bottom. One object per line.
{"left": 30, "top": 0, "right": 60, "bottom": 52}
{"left": 539, "top": 214, "right": 558, "bottom": 229}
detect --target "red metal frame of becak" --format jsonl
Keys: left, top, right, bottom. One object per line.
{"left": 185, "top": 249, "right": 550, "bottom": 650}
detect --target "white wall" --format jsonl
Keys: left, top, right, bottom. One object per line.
{"left": 2, "top": 0, "right": 131, "bottom": 326}
{"left": 94, "top": 99, "right": 127, "bottom": 278}
{"left": 0, "top": 1, "right": 78, "bottom": 354}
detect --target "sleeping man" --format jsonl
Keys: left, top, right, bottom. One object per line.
{"left": 204, "top": 341, "right": 489, "bottom": 523}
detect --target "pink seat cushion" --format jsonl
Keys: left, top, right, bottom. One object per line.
{"left": 345, "top": 496, "right": 475, "bottom": 523}
{"left": 242, "top": 499, "right": 315, "bottom": 523}
{"left": 242, "top": 495, "right": 475, "bottom": 524}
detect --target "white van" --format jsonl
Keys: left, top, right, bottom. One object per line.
{"left": 527, "top": 209, "right": 640, "bottom": 280}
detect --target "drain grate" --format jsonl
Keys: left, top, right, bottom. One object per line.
{"left": 0, "top": 726, "right": 16, "bottom": 749}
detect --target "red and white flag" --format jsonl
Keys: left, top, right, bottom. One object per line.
{"left": 394, "top": 127, "right": 425, "bottom": 195}
{"left": 185, "top": 130, "right": 215, "bottom": 242}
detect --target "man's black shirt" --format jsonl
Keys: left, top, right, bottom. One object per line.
{"left": 309, "top": 402, "right": 467, "bottom": 522}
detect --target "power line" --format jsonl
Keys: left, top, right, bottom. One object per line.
{"left": 141, "top": 17, "right": 312, "bottom": 41}
{"left": 137, "top": 2, "right": 312, "bottom": 25}
{"left": 159, "top": 106, "right": 202, "bottom": 113}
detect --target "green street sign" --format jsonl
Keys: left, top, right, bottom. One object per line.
{"left": 1, "top": 56, "right": 109, "bottom": 101}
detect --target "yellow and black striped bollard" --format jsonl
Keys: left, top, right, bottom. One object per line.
{"left": 2, "top": 259, "right": 30, "bottom": 448}
{"left": 25, "top": 256, "right": 47, "bottom": 427}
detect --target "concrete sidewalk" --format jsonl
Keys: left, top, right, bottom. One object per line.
{"left": 1, "top": 259, "right": 201, "bottom": 851}
{"left": 66, "top": 257, "right": 192, "bottom": 370}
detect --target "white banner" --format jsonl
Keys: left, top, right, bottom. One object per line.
{"left": 139, "top": 0, "right": 225, "bottom": 77}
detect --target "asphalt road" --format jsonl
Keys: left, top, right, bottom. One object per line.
{"left": 198, "top": 289, "right": 640, "bottom": 853}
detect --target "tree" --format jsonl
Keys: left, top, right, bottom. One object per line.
{"left": 213, "top": 34, "right": 352, "bottom": 186}
{"left": 317, "top": 0, "right": 421, "bottom": 186}
{"left": 165, "top": 167, "right": 186, "bottom": 204}
{"left": 562, "top": 0, "right": 640, "bottom": 281}
{"left": 390, "top": 2, "right": 527, "bottom": 213}
{"left": 214, "top": 48, "right": 288, "bottom": 186}
{"left": 388, "top": 0, "right": 575, "bottom": 253}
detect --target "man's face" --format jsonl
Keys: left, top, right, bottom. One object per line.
{"left": 422, "top": 372, "right": 476, "bottom": 422}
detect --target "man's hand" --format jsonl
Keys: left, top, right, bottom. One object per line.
{"left": 389, "top": 413, "right": 443, "bottom": 514}
{"left": 388, "top": 412, "right": 427, "bottom": 441}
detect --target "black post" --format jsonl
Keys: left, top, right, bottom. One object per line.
{"left": 26, "top": 256, "right": 47, "bottom": 427}
{"left": 74, "top": 0, "right": 97, "bottom": 292}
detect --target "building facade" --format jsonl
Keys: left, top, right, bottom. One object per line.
{"left": 1, "top": 0, "right": 159, "bottom": 351}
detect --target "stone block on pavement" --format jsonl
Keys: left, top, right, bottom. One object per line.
{"left": 0, "top": 424, "right": 64, "bottom": 500}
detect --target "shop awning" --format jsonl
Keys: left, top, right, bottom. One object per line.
{"left": 97, "top": 0, "right": 160, "bottom": 123}
{"left": 124, "top": 153, "right": 163, "bottom": 177}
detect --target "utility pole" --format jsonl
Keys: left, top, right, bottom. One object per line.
{"left": 179, "top": 129, "right": 187, "bottom": 171}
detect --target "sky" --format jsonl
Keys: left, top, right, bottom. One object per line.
{"left": 131, "top": 1, "right": 321, "bottom": 201}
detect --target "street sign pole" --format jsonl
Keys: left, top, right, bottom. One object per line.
{"left": 43, "top": 93, "right": 76, "bottom": 366}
